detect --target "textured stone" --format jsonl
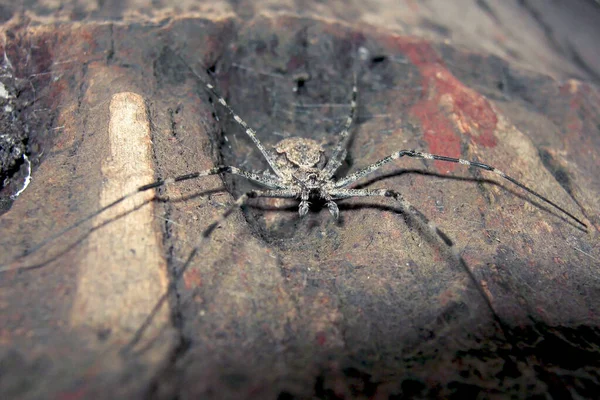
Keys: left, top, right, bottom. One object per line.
{"left": 0, "top": 3, "right": 599, "bottom": 399}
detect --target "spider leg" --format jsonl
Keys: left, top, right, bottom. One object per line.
{"left": 125, "top": 187, "right": 297, "bottom": 352}
{"left": 203, "top": 188, "right": 298, "bottom": 237}
{"left": 333, "top": 150, "right": 587, "bottom": 229}
{"left": 321, "top": 73, "right": 358, "bottom": 179}
{"left": 187, "top": 65, "right": 285, "bottom": 179}
{"left": 331, "top": 188, "right": 456, "bottom": 247}
{"left": 138, "top": 165, "right": 285, "bottom": 192}
{"left": 329, "top": 187, "right": 510, "bottom": 329}
{"left": 1, "top": 166, "right": 284, "bottom": 270}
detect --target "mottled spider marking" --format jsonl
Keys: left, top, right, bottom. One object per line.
{"left": 275, "top": 137, "right": 325, "bottom": 170}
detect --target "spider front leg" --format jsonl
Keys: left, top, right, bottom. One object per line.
{"left": 321, "top": 191, "right": 340, "bottom": 219}
{"left": 299, "top": 191, "right": 310, "bottom": 218}
{"left": 326, "top": 200, "right": 340, "bottom": 219}
{"left": 322, "top": 73, "right": 358, "bottom": 179}
{"left": 298, "top": 190, "right": 340, "bottom": 219}
{"left": 0, "top": 165, "right": 285, "bottom": 273}
{"left": 333, "top": 150, "right": 587, "bottom": 229}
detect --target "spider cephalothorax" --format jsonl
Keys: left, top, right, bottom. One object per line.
{"left": 275, "top": 137, "right": 325, "bottom": 170}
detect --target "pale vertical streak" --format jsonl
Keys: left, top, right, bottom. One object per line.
{"left": 71, "top": 92, "right": 170, "bottom": 353}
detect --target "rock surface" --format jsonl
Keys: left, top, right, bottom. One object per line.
{"left": 0, "top": 1, "right": 599, "bottom": 399}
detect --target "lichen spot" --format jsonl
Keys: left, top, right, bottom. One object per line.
{"left": 275, "top": 138, "right": 324, "bottom": 168}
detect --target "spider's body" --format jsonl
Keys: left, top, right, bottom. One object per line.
{"left": 274, "top": 137, "right": 325, "bottom": 171}
{"left": 271, "top": 137, "right": 331, "bottom": 216}
{"left": 273, "top": 137, "right": 325, "bottom": 187}
{"left": 266, "top": 137, "right": 351, "bottom": 218}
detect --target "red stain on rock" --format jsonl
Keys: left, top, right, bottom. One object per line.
{"left": 386, "top": 38, "right": 498, "bottom": 171}
{"left": 413, "top": 100, "right": 462, "bottom": 172}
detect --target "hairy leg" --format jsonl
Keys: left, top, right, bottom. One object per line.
{"left": 322, "top": 73, "right": 358, "bottom": 179}
{"left": 333, "top": 150, "right": 586, "bottom": 229}
{"left": 0, "top": 166, "right": 284, "bottom": 271}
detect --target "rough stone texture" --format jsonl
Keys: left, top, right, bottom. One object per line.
{"left": 0, "top": 1, "right": 599, "bottom": 399}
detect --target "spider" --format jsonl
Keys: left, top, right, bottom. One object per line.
{"left": 144, "top": 73, "right": 587, "bottom": 243}
{"left": 16, "top": 70, "right": 585, "bottom": 270}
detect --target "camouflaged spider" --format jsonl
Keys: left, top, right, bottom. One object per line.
{"left": 136, "top": 75, "right": 586, "bottom": 243}
{"left": 34, "top": 72, "right": 586, "bottom": 267}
